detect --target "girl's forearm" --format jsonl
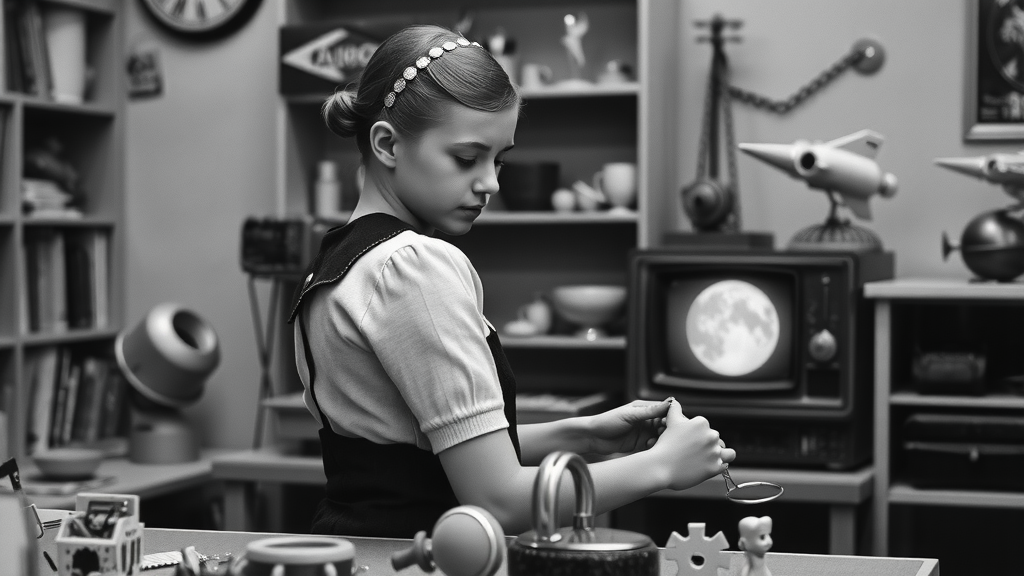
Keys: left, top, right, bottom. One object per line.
{"left": 517, "top": 418, "right": 592, "bottom": 465}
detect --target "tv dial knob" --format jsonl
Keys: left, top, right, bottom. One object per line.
{"left": 808, "top": 329, "right": 837, "bottom": 362}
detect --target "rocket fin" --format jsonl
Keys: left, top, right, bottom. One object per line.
{"left": 841, "top": 194, "right": 873, "bottom": 220}
{"left": 825, "top": 129, "right": 884, "bottom": 159}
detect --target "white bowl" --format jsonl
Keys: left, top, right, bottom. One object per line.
{"left": 33, "top": 447, "right": 104, "bottom": 480}
{"left": 549, "top": 285, "right": 628, "bottom": 330}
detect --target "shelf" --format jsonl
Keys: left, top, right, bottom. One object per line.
{"left": 476, "top": 210, "right": 637, "bottom": 224}
{"left": 866, "top": 278, "right": 1024, "bottom": 301}
{"left": 890, "top": 391, "right": 1024, "bottom": 409}
{"left": 0, "top": 215, "right": 13, "bottom": 225}
{"left": 20, "top": 97, "right": 117, "bottom": 118}
{"left": 0, "top": 335, "right": 14, "bottom": 349}
{"left": 22, "top": 216, "right": 116, "bottom": 228}
{"left": 889, "top": 483, "right": 1024, "bottom": 509}
{"left": 22, "top": 327, "right": 119, "bottom": 347}
{"left": 519, "top": 82, "right": 640, "bottom": 99}
{"left": 499, "top": 335, "right": 626, "bottom": 349}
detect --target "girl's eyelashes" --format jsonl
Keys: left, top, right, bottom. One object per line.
{"left": 454, "top": 156, "right": 477, "bottom": 168}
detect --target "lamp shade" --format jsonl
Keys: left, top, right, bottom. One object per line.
{"left": 114, "top": 303, "right": 220, "bottom": 408}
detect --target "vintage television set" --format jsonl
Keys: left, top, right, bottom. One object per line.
{"left": 627, "top": 249, "right": 894, "bottom": 470}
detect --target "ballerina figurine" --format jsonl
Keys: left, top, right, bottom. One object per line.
{"left": 561, "top": 12, "right": 590, "bottom": 84}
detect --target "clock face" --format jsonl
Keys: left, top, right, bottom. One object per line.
{"left": 140, "top": 0, "right": 263, "bottom": 39}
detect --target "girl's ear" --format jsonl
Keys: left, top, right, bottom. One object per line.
{"left": 369, "top": 121, "right": 398, "bottom": 168}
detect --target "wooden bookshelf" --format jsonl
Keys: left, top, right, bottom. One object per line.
{"left": 0, "top": 0, "right": 125, "bottom": 462}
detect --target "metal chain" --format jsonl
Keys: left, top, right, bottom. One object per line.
{"left": 728, "top": 48, "right": 864, "bottom": 114}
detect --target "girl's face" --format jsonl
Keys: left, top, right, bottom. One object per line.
{"left": 392, "top": 103, "right": 518, "bottom": 235}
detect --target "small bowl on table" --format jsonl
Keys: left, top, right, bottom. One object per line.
{"left": 33, "top": 447, "right": 104, "bottom": 480}
{"left": 549, "top": 284, "right": 628, "bottom": 340}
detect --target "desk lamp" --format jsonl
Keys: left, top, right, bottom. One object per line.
{"left": 114, "top": 303, "right": 220, "bottom": 464}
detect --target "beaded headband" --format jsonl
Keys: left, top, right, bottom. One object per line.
{"left": 383, "top": 37, "right": 483, "bottom": 109}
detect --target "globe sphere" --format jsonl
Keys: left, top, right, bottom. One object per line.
{"left": 944, "top": 209, "right": 1024, "bottom": 282}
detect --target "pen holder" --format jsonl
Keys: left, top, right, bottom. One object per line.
{"left": 53, "top": 493, "right": 143, "bottom": 576}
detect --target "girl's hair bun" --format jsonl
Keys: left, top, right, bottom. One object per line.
{"left": 322, "top": 88, "right": 361, "bottom": 138}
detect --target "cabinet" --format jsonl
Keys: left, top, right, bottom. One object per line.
{"left": 0, "top": 0, "right": 125, "bottom": 461}
{"left": 271, "top": 0, "right": 681, "bottom": 406}
{"left": 865, "top": 279, "right": 1024, "bottom": 574}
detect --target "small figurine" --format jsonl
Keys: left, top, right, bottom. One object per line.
{"left": 663, "top": 523, "right": 731, "bottom": 576}
{"left": 738, "top": 129, "right": 898, "bottom": 251}
{"left": 737, "top": 516, "right": 773, "bottom": 576}
{"left": 560, "top": 12, "right": 590, "bottom": 84}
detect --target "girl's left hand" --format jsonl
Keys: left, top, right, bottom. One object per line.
{"left": 583, "top": 399, "right": 671, "bottom": 456}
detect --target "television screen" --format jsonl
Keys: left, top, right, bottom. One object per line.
{"left": 663, "top": 271, "right": 795, "bottom": 384}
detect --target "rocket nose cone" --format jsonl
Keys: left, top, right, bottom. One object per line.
{"left": 934, "top": 157, "right": 989, "bottom": 180}
{"left": 738, "top": 143, "right": 800, "bottom": 176}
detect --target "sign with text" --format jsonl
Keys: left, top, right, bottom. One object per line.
{"left": 280, "top": 25, "right": 381, "bottom": 96}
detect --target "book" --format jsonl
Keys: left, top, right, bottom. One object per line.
{"left": 3, "top": 0, "right": 24, "bottom": 94}
{"left": 27, "top": 347, "right": 60, "bottom": 454}
{"left": 16, "top": 0, "right": 50, "bottom": 98}
{"left": 64, "top": 230, "right": 95, "bottom": 329}
{"left": 91, "top": 231, "right": 109, "bottom": 329}
{"left": 60, "top": 359, "right": 81, "bottom": 445}
{"left": 83, "top": 358, "right": 109, "bottom": 443}
{"left": 14, "top": 0, "right": 38, "bottom": 95}
{"left": 100, "top": 364, "right": 127, "bottom": 439}
{"left": 26, "top": 228, "right": 69, "bottom": 333}
{"left": 70, "top": 356, "right": 97, "bottom": 442}
{"left": 49, "top": 347, "right": 71, "bottom": 447}
{"left": 49, "top": 230, "right": 68, "bottom": 333}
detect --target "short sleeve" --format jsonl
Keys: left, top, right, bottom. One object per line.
{"left": 359, "top": 239, "right": 508, "bottom": 453}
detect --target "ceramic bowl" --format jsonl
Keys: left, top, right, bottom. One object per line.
{"left": 549, "top": 285, "right": 628, "bottom": 330}
{"left": 33, "top": 447, "right": 104, "bottom": 480}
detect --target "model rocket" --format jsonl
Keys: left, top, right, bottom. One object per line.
{"left": 738, "top": 129, "right": 898, "bottom": 220}
{"left": 934, "top": 152, "right": 1024, "bottom": 204}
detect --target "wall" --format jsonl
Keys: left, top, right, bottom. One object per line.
{"left": 123, "top": 1, "right": 279, "bottom": 448}
{"left": 120, "top": 0, "right": 1007, "bottom": 448}
{"left": 674, "top": 0, "right": 1006, "bottom": 280}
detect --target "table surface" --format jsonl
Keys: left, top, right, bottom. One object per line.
{"left": 135, "top": 528, "right": 937, "bottom": 576}
{"left": 30, "top": 517, "right": 938, "bottom": 576}
{"left": 24, "top": 448, "right": 232, "bottom": 509}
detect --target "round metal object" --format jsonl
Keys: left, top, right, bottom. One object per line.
{"left": 943, "top": 209, "right": 1024, "bottom": 282}
{"left": 852, "top": 38, "right": 886, "bottom": 74}
{"left": 508, "top": 452, "right": 658, "bottom": 576}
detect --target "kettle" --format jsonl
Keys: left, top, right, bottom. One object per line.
{"left": 507, "top": 452, "right": 659, "bottom": 576}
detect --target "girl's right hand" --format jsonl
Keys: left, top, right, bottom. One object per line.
{"left": 649, "top": 398, "right": 736, "bottom": 491}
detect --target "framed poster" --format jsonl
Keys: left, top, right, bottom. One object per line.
{"left": 966, "top": 0, "right": 1024, "bottom": 140}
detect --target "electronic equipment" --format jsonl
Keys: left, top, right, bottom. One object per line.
{"left": 240, "top": 216, "right": 341, "bottom": 275}
{"left": 627, "top": 249, "right": 894, "bottom": 470}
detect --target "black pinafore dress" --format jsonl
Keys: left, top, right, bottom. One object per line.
{"left": 287, "top": 213, "right": 521, "bottom": 538}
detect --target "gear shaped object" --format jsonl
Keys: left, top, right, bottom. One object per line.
{"left": 663, "top": 523, "right": 731, "bottom": 576}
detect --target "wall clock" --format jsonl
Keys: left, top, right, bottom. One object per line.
{"left": 139, "top": 0, "right": 264, "bottom": 40}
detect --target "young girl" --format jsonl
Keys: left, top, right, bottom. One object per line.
{"left": 288, "top": 24, "right": 736, "bottom": 538}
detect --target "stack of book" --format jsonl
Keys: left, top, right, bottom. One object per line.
{"left": 24, "top": 346, "right": 129, "bottom": 455}
{"left": 22, "top": 178, "right": 82, "bottom": 219}
{"left": 22, "top": 228, "right": 109, "bottom": 334}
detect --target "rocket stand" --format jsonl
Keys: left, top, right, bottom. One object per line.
{"left": 788, "top": 191, "right": 883, "bottom": 252}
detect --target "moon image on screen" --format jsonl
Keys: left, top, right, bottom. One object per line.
{"left": 686, "top": 280, "right": 780, "bottom": 376}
